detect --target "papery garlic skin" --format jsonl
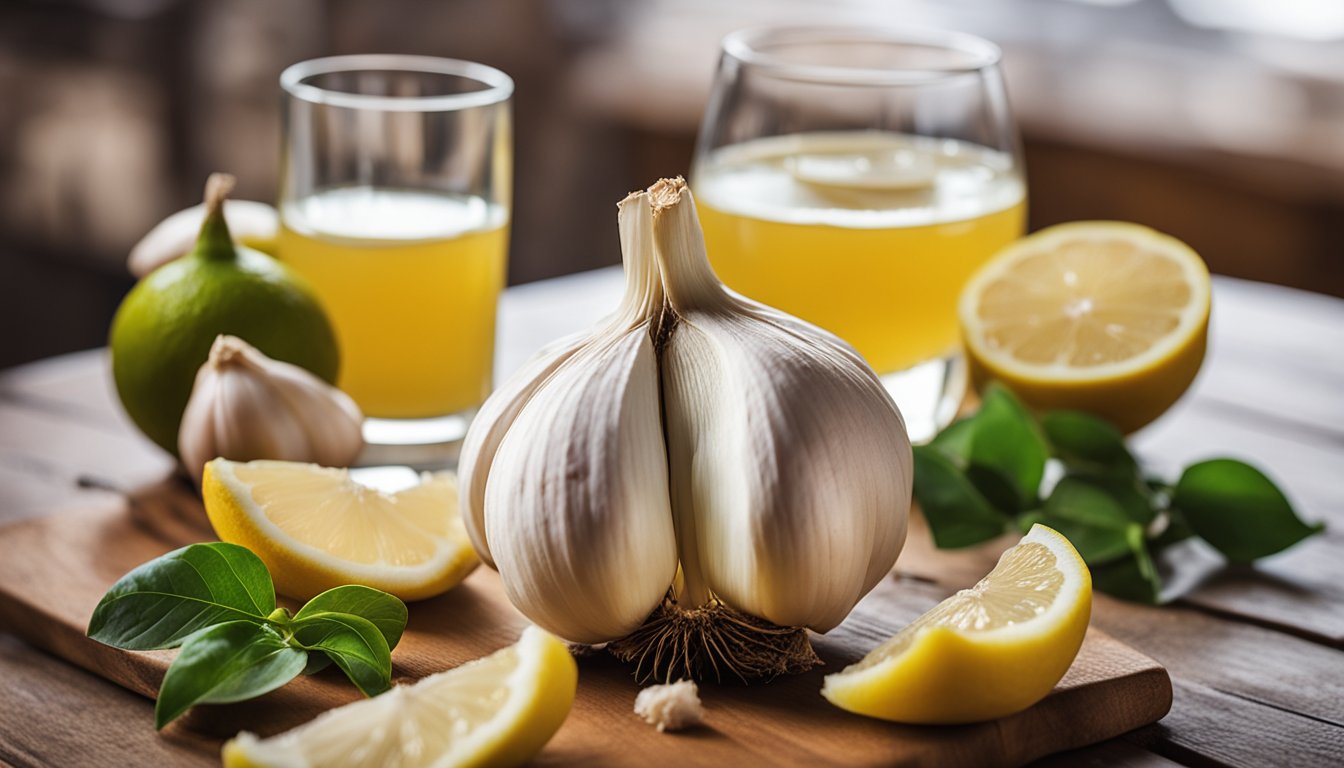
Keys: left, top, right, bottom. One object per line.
{"left": 179, "top": 335, "right": 364, "bottom": 482}
{"left": 457, "top": 332, "right": 586, "bottom": 568}
{"left": 485, "top": 328, "right": 678, "bottom": 644}
{"left": 661, "top": 319, "right": 912, "bottom": 631}
{"left": 470, "top": 194, "right": 677, "bottom": 644}
{"left": 459, "top": 188, "right": 670, "bottom": 571}
{"left": 462, "top": 178, "right": 912, "bottom": 653}
{"left": 650, "top": 180, "right": 910, "bottom": 632}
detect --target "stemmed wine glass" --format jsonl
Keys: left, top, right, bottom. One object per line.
{"left": 691, "top": 27, "right": 1024, "bottom": 441}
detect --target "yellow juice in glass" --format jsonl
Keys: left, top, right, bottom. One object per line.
{"left": 695, "top": 132, "right": 1025, "bottom": 375}
{"left": 278, "top": 187, "right": 508, "bottom": 419}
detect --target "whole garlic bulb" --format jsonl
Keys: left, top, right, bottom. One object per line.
{"left": 460, "top": 178, "right": 911, "bottom": 680}
{"left": 178, "top": 335, "right": 364, "bottom": 482}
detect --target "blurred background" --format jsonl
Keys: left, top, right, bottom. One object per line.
{"left": 3, "top": 0, "right": 1343, "bottom": 370}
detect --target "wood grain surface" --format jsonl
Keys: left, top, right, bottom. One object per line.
{"left": 2, "top": 272, "right": 1342, "bottom": 767}
{"left": 0, "top": 477, "right": 1171, "bottom": 767}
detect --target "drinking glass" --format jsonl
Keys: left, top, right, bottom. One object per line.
{"left": 279, "top": 55, "right": 512, "bottom": 462}
{"left": 691, "top": 27, "right": 1025, "bottom": 442}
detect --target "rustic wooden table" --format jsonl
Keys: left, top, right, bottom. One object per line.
{"left": 1, "top": 269, "right": 1341, "bottom": 767}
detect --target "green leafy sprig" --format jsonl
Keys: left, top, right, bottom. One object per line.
{"left": 914, "top": 384, "right": 1324, "bottom": 603}
{"left": 86, "top": 542, "right": 407, "bottom": 728}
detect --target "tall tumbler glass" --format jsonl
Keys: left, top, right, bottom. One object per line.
{"left": 691, "top": 28, "right": 1024, "bottom": 442}
{"left": 279, "top": 55, "right": 512, "bottom": 462}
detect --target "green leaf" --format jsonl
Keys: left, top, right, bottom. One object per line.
{"left": 292, "top": 613, "right": 393, "bottom": 697}
{"left": 1039, "top": 478, "right": 1138, "bottom": 565}
{"left": 301, "top": 652, "right": 334, "bottom": 676}
{"left": 928, "top": 408, "right": 1025, "bottom": 513}
{"left": 928, "top": 416, "right": 976, "bottom": 464}
{"left": 1042, "top": 410, "right": 1137, "bottom": 475}
{"left": 1091, "top": 548, "right": 1161, "bottom": 604}
{"left": 1086, "top": 524, "right": 1162, "bottom": 603}
{"left": 1073, "top": 473, "right": 1158, "bottom": 526}
{"left": 967, "top": 384, "right": 1049, "bottom": 509}
{"left": 1128, "top": 525, "right": 1159, "bottom": 580}
{"left": 154, "top": 621, "right": 306, "bottom": 729}
{"left": 88, "top": 543, "right": 276, "bottom": 650}
{"left": 965, "top": 464, "right": 1024, "bottom": 514}
{"left": 293, "top": 585, "right": 407, "bottom": 651}
{"left": 913, "top": 445, "right": 1008, "bottom": 548}
{"left": 1173, "top": 459, "right": 1324, "bottom": 563}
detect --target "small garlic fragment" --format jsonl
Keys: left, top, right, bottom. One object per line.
{"left": 129, "top": 199, "right": 279, "bottom": 278}
{"left": 178, "top": 335, "right": 364, "bottom": 482}
{"left": 634, "top": 680, "right": 704, "bottom": 733}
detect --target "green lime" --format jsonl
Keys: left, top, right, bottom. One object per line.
{"left": 110, "top": 174, "right": 339, "bottom": 456}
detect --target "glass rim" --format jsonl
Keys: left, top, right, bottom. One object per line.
{"left": 721, "top": 26, "right": 1003, "bottom": 85}
{"left": 280, "top": 54, "right": 513, "bottom": 111}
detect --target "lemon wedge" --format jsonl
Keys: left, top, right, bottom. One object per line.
{"left": 202, "top": 458, "right": 479, "bottom": 601}
{"left": 959, "top": 221, "right": 1211, "bottom": 432}
{"left": 223, "top": 625, "right": 577, "bottom": 768}
{"left": 822, "top": 524, "right": 1091, "bottom": 724}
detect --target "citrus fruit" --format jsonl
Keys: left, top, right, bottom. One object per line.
{"left": 110, "top": 174, "right": 338, "bottom": 455}
{"left": 958, "top": 221, "right": 1211, "bottom": 432}
{"left": 821, "top": 524, "right": 1091, "bottom": 724}
{"left": 202, "top": 458, "right": 479, "bottom": 601}
{"left": 222, "top": 625, "right": 578, "bottom": 768}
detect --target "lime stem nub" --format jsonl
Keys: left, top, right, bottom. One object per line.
{"left": 197, "top": 172, "right": 238, "bottom": 259}
{"left": 204, "top": 172, "right": 236, "bottom": 215}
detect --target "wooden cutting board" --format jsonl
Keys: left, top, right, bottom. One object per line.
{"left": 0, "top": 477, "right": 1171, "bottom": 767}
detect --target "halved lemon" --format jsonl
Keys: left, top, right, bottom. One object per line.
{"left": 202, "top": 458, "right": 479, "bottom": 601}
{"left": 223, "top": 625, "right": 578, "bottom": 768}
{"left": 959, "top": 221, "right": 1211, "bottom": 432}
{"left": 822, "top": 524, "right": 1091, "bottom": 724}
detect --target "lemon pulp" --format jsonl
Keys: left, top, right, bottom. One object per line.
{"left": 232, "top": 463, "right": 447, "bottom": 566}
{"left": 959, "top": 221, "right": 1210, "bottom": 431}
{"left": 223, "top": 626, "right": 578, "bottom": 768}
{"left": 203, "top": 459, "right": 478, "bottom": 601}
{"left": 822, "top": 524, "right": 1091, "bottom": 724}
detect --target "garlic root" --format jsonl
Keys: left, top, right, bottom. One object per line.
{"left": 609, "top": 595, "right": 820, "bottom": 683}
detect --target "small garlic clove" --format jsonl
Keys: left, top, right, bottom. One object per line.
{"left": 662, "top": 318, "right": 911, "bottom": 630}
{"left": 458, "top": 331, "right": 587, "bottom": 568}
{"left": 484, "top": 327, "right": 677, "bottom": 644}
{"left": 178, "top": 335, "right": 364, "bottom": 483}
{"left": 263, "top": 357, "right": 365, "bottom": 468}
{"left": 460, "top": 187, "right": 672, "bottom": 570}
{"left": 477, "top": 194, "right": 677, "bottom": 644}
